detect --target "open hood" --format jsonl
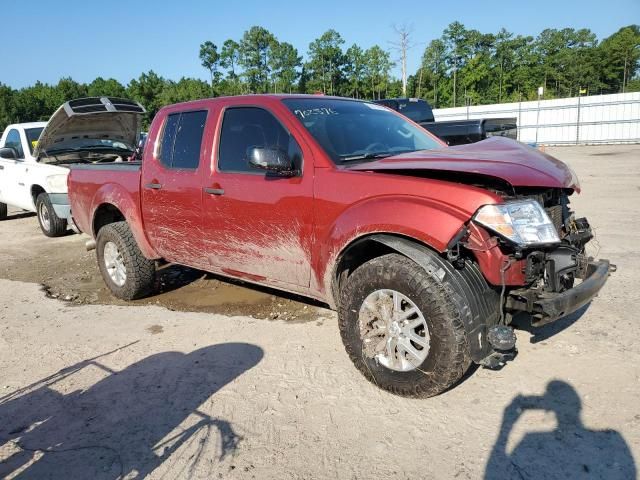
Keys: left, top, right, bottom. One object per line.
{"left": 344, "top": 137, "right": 580, "bottom": 192}
{"left": 33, "top": 97, "right": 146, "bottom": 158}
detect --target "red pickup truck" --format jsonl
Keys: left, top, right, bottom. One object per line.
{"left": 68, "top": 95, "right": 611, "bottom": 397}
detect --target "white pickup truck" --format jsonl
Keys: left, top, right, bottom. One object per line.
{"left": 0, "top": 97, "right": 145, "bottom": 236}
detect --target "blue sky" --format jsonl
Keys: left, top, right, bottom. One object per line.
{"left": 2, "top": 0, "right": 638, "bottom": 89}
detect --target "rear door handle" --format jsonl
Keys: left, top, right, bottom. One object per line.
{"left": 145, "top": 183, "right": 162, "bottom": 190}
{"left": 203, "top": 187, "right": 225, "bottom": 195}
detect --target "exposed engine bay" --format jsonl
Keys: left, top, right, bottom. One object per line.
{"left": 482, "top": 187, "right": 612, "bottom": 327}
{"left": 39, "top": 150, "right": 131, "bottom": 165}
{"left": 507, "top": 187, "right": 594, "bottom": 290}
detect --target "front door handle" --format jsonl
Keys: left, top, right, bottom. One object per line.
{"left": 0, "top": 165, "right": 4, "bottom": 170}
{"left": 203, "top": 187, "right": 225, "bottom": 195}
{"left": 145, "top": 183, "right": 162, "bottom": 190}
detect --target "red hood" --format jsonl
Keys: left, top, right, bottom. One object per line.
{"left": 344, "top": 137, "right": 580, "bottom": 192}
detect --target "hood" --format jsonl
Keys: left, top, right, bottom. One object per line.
{"left": 33, "top": 97, "right": 145, "bottom": 158}
{"left": 345, "top": 137, "right": 580, "bottom": 192}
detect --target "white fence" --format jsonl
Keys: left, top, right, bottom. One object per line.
{"left": 433, "top": 92, "right": 640, "bottom": 145}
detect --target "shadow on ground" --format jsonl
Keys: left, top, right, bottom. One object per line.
{"left": 0, "top": 342, "right": 263, "bottom": 478}
{"left": 485, "top": 380, "right": 636, "bottom": 479}
{"left": 511, "top": 303, "right": 590, "bottom": 344}
{"left": 3, "top": 212, "right": 36, "bottom": 221}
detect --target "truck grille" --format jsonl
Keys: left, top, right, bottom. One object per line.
{"left": 546, "top": 205, "right": 563, "bottom": 235}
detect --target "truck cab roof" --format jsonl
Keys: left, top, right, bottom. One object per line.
{"left": 4, "top": 122, "right": 48, "bottom": 130}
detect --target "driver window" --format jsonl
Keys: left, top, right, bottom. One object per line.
{"left": 218, "top": 107, "right": 302, "bottom": 173}
{"left": 5, "top": 129, "right": 24, "bottom": 159}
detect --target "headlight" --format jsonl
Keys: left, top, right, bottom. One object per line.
{"left": 46, "top": 174, "right": 68, "bottom": 192}
{"left": 474, "top": 200, "right": 560, "bottom": 246}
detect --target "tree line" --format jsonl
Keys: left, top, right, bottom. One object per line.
{"left": 0, "top": 23, "right": 638, "bottom": 131}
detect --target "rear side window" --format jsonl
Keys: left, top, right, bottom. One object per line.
{"left": 158, "top": 110, "right": 207, "bottom": 169}
{"left": 397, "top": 100, "right": 434, "bottom": 123}
{"left": 218, "top": 107, "right": 301, "bottom": 173}
{"left": 159, "top": 114, "right": 180, "bottom": 167}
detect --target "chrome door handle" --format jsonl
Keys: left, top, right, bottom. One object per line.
{"left": 145, "top": 183, "right": 162, "bottom": 190}
{"left": 203, "top": 187, "right": 225, "bottom": 195}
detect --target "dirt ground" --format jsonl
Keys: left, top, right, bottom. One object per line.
{"left": 0, "top": 144, "right": 639, "bottom": 479}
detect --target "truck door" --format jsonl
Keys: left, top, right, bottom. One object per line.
{"left": 0, "top": 128, "right": 32, "bottom": 210}
{"left": 202, "top": 105, "right": 314, "bottom": 287}
{"left": 141, "top": 109, "right": 210, "bottom": 267}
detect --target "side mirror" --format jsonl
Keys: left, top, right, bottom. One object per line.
{"left": 247, "top": 146, "right": 296, "bottom": 174}
{"left": 0, "top": 147, "right": 17, "bottom": 160}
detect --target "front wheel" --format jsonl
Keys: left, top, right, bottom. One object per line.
{"left": 36, "top": 193, "right": 67, "bottom": 237}
{"left": 96, "top": 221, "right": 156, "bottom": 300}
{"left": 338, "top": 253, "right": 470, "bottom": 398}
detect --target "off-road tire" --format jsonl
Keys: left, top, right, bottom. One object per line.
{"left": 96, "top": 221, "right": 156, "bottom": 300}
{"left": 36, "top": 193, "right": 67, "bottom": 237}
{"left": 338, "top": 253, "right": 470, "bottom": 398}
{"left": 0, "top": 202, "right": 6, "bottom": 220}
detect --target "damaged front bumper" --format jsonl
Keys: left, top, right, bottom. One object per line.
{"left": 506, "top": 258, "right": 614, "bottom": 327}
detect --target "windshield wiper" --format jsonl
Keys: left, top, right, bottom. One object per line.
{"left": 340, "top": 151, "right": 394, "bottom": 163}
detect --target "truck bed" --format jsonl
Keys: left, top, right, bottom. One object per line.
{"left": 68, "top": 162, "right": 142, "bottom": 236}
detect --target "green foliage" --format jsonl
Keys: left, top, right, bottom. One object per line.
{"left": 2, "top": 23, "right": 638, "bottom": 134}
{"left": 199, "top": 41, "right": 221, "bottom": 93}
{"left": 270, "top": 42, "right": 302, "bottom": 94}
{"left": 87, "top": 77, "right": 127, "bottom": 98}
{"left": 418, "top": 39, "right": 447, "bottom": 106}
{"left": 344, "top": 44, "right": 366, "bottom": 98}
{"left": 220, "top": 39, "right": 241, "bottom": 95}
{"left": 126, "top": 71, "right": 166, "bottom": 126}
{"left": 160, "top": 77, "right": 211, "bottom": 105}
{"left": 599, "top": 25, "right": 640, "bottom": 93}
{"left": 364, "top": 46, "right": 394, "bottom": 100}
{"left": 306, "top": 29, "right": 346, "bottom": 95}
{"left": 239, "top": 26, "right": 276, "bottom": 93}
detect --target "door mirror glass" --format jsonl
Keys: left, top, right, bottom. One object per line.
{"left": 0, "top": 147, "right": 17, "bottom": 160}
{"left": 247, "top": 146, "right": 294, "bottom": 174}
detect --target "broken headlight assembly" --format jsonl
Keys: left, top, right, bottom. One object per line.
{"left": 473, "top": 199, "right": 560, "bottom": 247}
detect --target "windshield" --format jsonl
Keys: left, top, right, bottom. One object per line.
{"left": 25, "top": 127, "right": 44, "bottom": 155}
{"left": 46, "top": 138, "right": 134, "bottom": 154}
{"left": 282, "top": 98, "right": 441, "bottom": 164}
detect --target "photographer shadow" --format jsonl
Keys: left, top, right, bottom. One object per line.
{"left": 0, "top": 342, "right": 263, "bottom": 479}
{"left": 485, "top": 380, "right": 636, "bottom": 479}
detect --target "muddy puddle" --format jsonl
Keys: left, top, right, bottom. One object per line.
{"left": 0, "top": 216, "right": 330, "bottom": 323}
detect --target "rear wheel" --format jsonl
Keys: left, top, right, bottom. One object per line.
{"left": 36, "top": 193, "right": 67, "bottom": 237}
{"left": 0, "top": 202, "right": 6, "bottom": 220}
{"left": 96, "top": 221, "right": 156, "bottom": 300}
{"left": 338, "top": 253, "right": 470, "bottom": 398}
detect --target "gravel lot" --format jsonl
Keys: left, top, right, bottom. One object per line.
{"left": 0, "top": 145, "right": 638, "bottom": 479}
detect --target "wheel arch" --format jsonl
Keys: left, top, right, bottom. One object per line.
{"left": 331, "top": 233, "right": 444, "bottom": 306}
{"left": 30, "top": 184, "right": 46, "bottom": 207}
{"left": 331, "top": 232, "right": 501, "bottom": 363}
{"left": 91, "top": 199, "right": 159, "bottom": 260}
{"left": 93, "top": 203, "right": 126, "bottom": 237}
